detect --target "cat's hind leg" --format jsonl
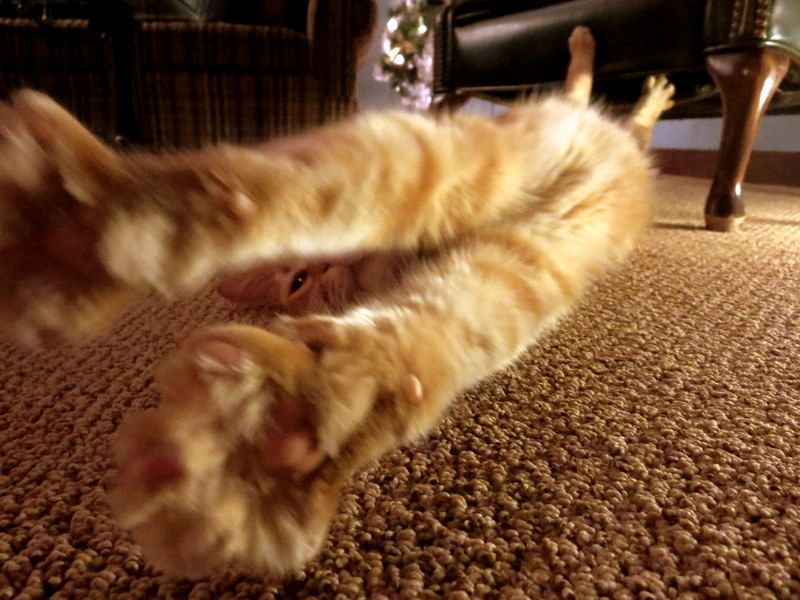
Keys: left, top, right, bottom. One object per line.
{"left": 565, "top": 26, "right": 596, "bottom": 106}
{"left": 626, "top": 75, "right": 676, "bottom": 149}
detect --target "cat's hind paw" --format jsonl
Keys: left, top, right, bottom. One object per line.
{"left": 633, "top": 75, "right": 676, "bottom": 125}
{"left": 109, "top": 320, "right": 419, "bottom": 577}
{"left": 565, "top": 26, "right": 596, "bottom": 106}
{"left": 108, "top": 325, "right": 340, "bottom": 577}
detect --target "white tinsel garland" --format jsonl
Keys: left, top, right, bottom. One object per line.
{"left": 373, "top": 0, "right": 437, "bottom": 111}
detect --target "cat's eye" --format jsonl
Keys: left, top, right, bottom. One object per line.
{"left": 290, "top": 270, "right": 308, "bottom": 294}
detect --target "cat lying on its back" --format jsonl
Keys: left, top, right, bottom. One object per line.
{"left": 0, "top": 28, "right": 674, "bottom": 577}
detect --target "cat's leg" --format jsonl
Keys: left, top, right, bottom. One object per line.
{"left": 0, "top": 27, "right": 602, "bottom": 345}
{"left": 626, "top": 75, "right": 676, "bottom": 149}
{"left": 0, "top": 91, "right": 539, "bottom": 345}
{"left": 110, "top": 175, "right": 651, "bottom": 576}
{"left": 564, "top": 26, "right": 596, "bottom": 107}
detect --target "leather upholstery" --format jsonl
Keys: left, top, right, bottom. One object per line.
{"left": 434, "top": 0, "right": 800, "bottom": 117}
{"left": 771, "top": 0, "right": 800, "bottom": 60}
{"left": 449, "top": 0, "right": 706, "bottom": 89}
{"left": 705, "top": 0, "right": 800, "bottom": 57}
{"left": 452, "top": 0, "right": 565, "bottom": 25}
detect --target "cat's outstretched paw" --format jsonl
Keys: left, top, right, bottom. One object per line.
{"left": 0, "top": 91, "right": 135, "bottom": 346}
{"left": 633, "top": 75, "right": 676, "bottom": 126}
{"left": 109, "top": 321, "right": 422, "bottom": 577}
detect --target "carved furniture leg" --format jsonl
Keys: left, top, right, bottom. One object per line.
{"left": 704, "top": 48, "right": 790, "bottom": 232}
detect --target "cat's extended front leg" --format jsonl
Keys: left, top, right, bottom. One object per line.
{"left": 111, "top": 114, "right": 534, "bottom": 294}
{"left": 0, "top": 90, "right": 534, "bottom": 344}
{"left": 110, "top": 207, "right": 647, "bottom": 576}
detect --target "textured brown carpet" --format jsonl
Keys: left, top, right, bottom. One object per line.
{"left": 1, "top": 176, "right": 799, "bottom": 599}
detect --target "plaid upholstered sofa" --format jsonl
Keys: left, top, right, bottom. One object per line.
{"left": 0, "top": 0, "right": 377, "bottom": 147}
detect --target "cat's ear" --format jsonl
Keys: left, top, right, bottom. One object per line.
{"left": 6, "top": 90, "right": 126, "bottom": 205}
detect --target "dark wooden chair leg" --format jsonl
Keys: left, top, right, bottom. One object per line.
{"left": 704, "top": 48, "right": 790, "bottom": 232}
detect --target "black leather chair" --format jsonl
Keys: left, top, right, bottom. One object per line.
{"left": 431, "top": 0, "right": 800, "bottom": 231}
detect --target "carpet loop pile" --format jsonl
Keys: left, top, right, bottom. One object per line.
{"left": 1, "top": 177, "right": 799, "bottom": 598}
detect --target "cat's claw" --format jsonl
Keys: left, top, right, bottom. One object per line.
{"left": 109, "top": 320, "right": 419, "bottom": 577}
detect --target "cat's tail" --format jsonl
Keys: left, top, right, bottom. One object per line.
{"left": 565, "top": 26, "right": 596, "bottom": 107}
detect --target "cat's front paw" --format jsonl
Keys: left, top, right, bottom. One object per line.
{"left": 109, "top": 321, "right": 422, "bottom": 577}
{"left": 0, "top": 91, "right": 136, "bottom": 346}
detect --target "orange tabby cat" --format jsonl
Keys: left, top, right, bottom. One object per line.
{"left": 0, "top": 28, "right": 674, "bottom": 576}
